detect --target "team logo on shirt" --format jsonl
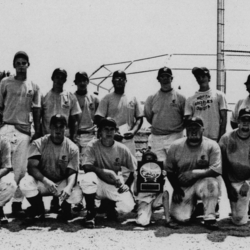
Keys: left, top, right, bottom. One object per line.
{"left": 27, "top": 90, "right": 33, "bottom": 97}
{"left": 128, "top": 101, "right": 135, "bottom": 108}
{"left": 194, "top": 95, "right": 213, "bottom": 111}
{"left": 61, "top": 155, "right": 68, "bottom": 161}
{"left": 62, "top": 100, "right": 70, "bottom": 109}
{"left": 170, "top": 99, "right": 178, "bottom": 107}
{"left": 114, "top": 158, "right": 121, "bottom": 168}
{"left": 196, "top": 155, "right": 209, "bottom": 169}
{"left": 89, "top": 103, "right": 94, "bottom": 110}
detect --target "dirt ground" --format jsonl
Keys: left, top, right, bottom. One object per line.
{"left": 1, "top": 182, "right": 250, "bottom": 250}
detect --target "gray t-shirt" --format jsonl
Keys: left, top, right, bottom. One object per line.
{"left": 144, "top": 89, "right": 186, "bottom": 135}
{"left": 185, "top": 89, "right": 228, "bottom": 141}
{"left": 167, "top": 137, "right": 222, "bottom": 184}
{"left": 29, "top": 135, "right": 79, "bottom": 182}
{"left": 219, "top": 130, "right": 250, "bottom": 183}
{"left": 83, "top": 139, "right": 137, "bottom": 173}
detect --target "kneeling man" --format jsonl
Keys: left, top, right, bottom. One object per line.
{"left": 167, "top": 117, "right": 221, "bottom": 230}
{"left": 219, "top": 108, "right": 250, "bottom": 225}
{"left": 20, "top": 114, "right": 80, "bottom": 221}
{"left": 80, "top": 118, "right": 136, "bottom": 228}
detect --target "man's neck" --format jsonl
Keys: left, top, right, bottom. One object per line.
{"left": 160, "top": 87, "right": 172, "bottom": 93}
{"left": 198, "top": 84, "right": 210, "bottom": 92}
{"left": 114, "top": 89, "right": 124, "bottom": 95}
{"left": 52, "top": 84, "right": 63, "bottom": 93}
{"left": 101, "top": 138, "right": 115, "bottom": 147}
{"left": 76, "top": 89, "right": 87, "bottom": 95}
{"left": 15, "top": 73, "right": 27, "bottom": 81}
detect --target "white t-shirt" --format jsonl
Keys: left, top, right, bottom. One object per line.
{"left": 185, "top": 89, "right": 228, "bottom": 141}
{"left": 144, "top": 89, "right": 186, "bottom": 135}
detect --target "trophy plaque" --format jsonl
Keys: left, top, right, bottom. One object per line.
{"left": 137, "top": 160, "right": 164, "bottom": 192}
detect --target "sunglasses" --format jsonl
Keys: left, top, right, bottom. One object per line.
{"left": 16, "top": 61, "right": 28, "bottom": 66}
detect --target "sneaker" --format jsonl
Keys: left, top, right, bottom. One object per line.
{"left": 204, "top": 220, "right": 219, "bottom": 230}
{"left": 0, "top": 215, "right": 8, "bottom": 224}
{"left": 11, "top": 202, "right": 22, "bottom": 216}
{"left": 83, "top": 211, "right": 96, "bottom": 228}
{"left": 24, "top": 206, "right": 45, "bottom": 224}
{"left": 72, "top": 203, "right": 84, "bottom": 212}
{"left": 165, "top": 220, "right": 179, "bottom": 230}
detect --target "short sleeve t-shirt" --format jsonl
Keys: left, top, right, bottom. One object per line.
{"left": 28, "top": 135, "right": 79, "bottom": 182}
{"left": 0, "top": 137, "right": 11, "bottom": 171}
{"left": 231, "top": 96, "right": 250, "bottom": 123}
{"left": 219, "top": 130, "right": 250, "bottom": 183}
{"left": 144, "top": 89, "right": 186, "bottom": 135}
{"left": 75, "top": 92, "right": 99, "bottom": 131}
{"left": 185, "top": 89, "right": 228, "bottom": 140}
{"left": 167, "top": 137, "right": 222, "bottom": 181}
{"left": 0, "top": 76, "right": 41, "bottom": 132}
{"left": 82, "top": 139, "right": 137, "bottom": 173}
{"left": 95, "top": 92, "right": 143, "bottom": 129}
{"left": 42, "top": 90, "right": 81, "bottom": 135}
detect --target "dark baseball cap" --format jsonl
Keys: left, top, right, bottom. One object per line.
{"left": 112, "top": 70, "right": 126, "bottom": 80}
{"left": 244, "top": 75, "right": 250, "bottom": 85}
{"left": 75, "top": 71, "right": 89, "bottom": 81}
{"left": 192, "top": 67, "right": 210, "bottom": 76}
{"left": 157, "top": 67, "right": 172, "bottom": 77}
{"left": 50, "top": 114, "right": 67, "bottom": 127}
{"left": 51, "top": 68, "right": 67, "bottom": 80}
{"left": 186, "top": 117, "right": 204, "bottom": 128}
{"left": 98, "top": 117, "right": 117, "bottom": 129}
{"left": 13, "top": 51, "right": 30, "bottom": 67}
{"left": 239, "top": 108, "right": 250, "bottom": 119}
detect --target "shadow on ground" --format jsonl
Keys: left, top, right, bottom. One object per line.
{"left": 2, "top": 208, "right": 250, "bottom": 243}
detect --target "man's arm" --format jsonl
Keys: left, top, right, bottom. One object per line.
{"left": 123, "top": 117, "right": 143, "bottom": 140}
{"left": 218, "top": 109, "right": 227, "bottom": 141}
{"left": 32, "top": 107, "right": 41, "bottom": 140}
{"left": 69, "top": 114, "right": 80, "bottom": 143}
{"left": 60, "top": 168, "right": 77, "bottom": 201}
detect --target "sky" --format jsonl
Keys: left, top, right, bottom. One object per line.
{"left": 1, "top": 0, "right": 250, "bottom": 108}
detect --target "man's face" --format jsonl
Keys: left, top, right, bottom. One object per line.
{"left": 186, "top": 125, "right": 203, "bottom": 146}
{"left": 112, "top": 77, "right": 126, "bottom": 91}
{"left": 50, "top": 122, "right": 66, "bottom": 144}
{"left": 14, "top": 58, "right": 29, "bottom": 74}
{"left": 76, "top": 78, "right": 89, "bottom": 91}
{"left": 245, "top": 82, "right": 250, "bottom": 94}
{"left": 158, "top": 74, "right": 173, "bottom": 85}
{"left": 100, "top": 126, "right": 116, "bottom": 141}
{"left": 194, "top": 73, "right": 209, "bottom": 85}
{"left": 238, "top": 116, "right": 250, "bottom": 133}
{"left": 53, "top": 73, "right": 66, "bottom": 86}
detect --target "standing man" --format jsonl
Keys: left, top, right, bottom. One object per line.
{"left": 0, "top": 136, "right": 17, "bottom": 224}
{"left": 0, "top": 51, "right": 41, "bottom": 214}
{"left": 41, "top": 68, "right": 81, "bottom": 140}
{"left": 231, "top": 75, "right": 250, "bottom": 129}
{"left": 219, "top": 108, "right": 250, "bottom": 225}
{"left": 95, "top": 70, "right": 143, "bottom": 156}
{"left": 144, "top": 66, "right": 186, "bottom": 164}
{"left": 20, "top": 114, "right": 81, "bottom": 221}
{"left": 79, "top": 118, "right": 137, "bottom": 228}
{"left": 167, "top": 117, "right": 221, "bottom": 230}
{"left": 185, "top": 67, "right": 228, "bottom": 142}
{"left": 74, "top": 71, "right": 99, "bottom": 163}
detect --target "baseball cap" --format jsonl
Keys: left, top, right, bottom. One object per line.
{"left": 239, "top": 108, "right": 250, "bottom": 119}
{"left": 75, "top": 71, "right": 89, "bottom": 81}
{"left": 50, "top": 114, "right": 67, "bottom": 127}
{"left": 13, "top": 51, "right": 30, "bottom": 67}
{"left": 244, "top": 75, "right": 250, "bottom": 85}
{"left": 112, "top": 70, "right": 126, "bottom": 80}
{"left": 157, "top": 67, "right": 172, "bottom": 77}
{"left": 192, "top": 67, "right": 210, "bottom": 76}
{"left": 185, "top": 117, "right": 204, "bottom": 128}
{"left": 98, "top": 117, "right": 117, "bottom": 129}
{"left": 51, "top": 68, "right": 67, "bottom": 80}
